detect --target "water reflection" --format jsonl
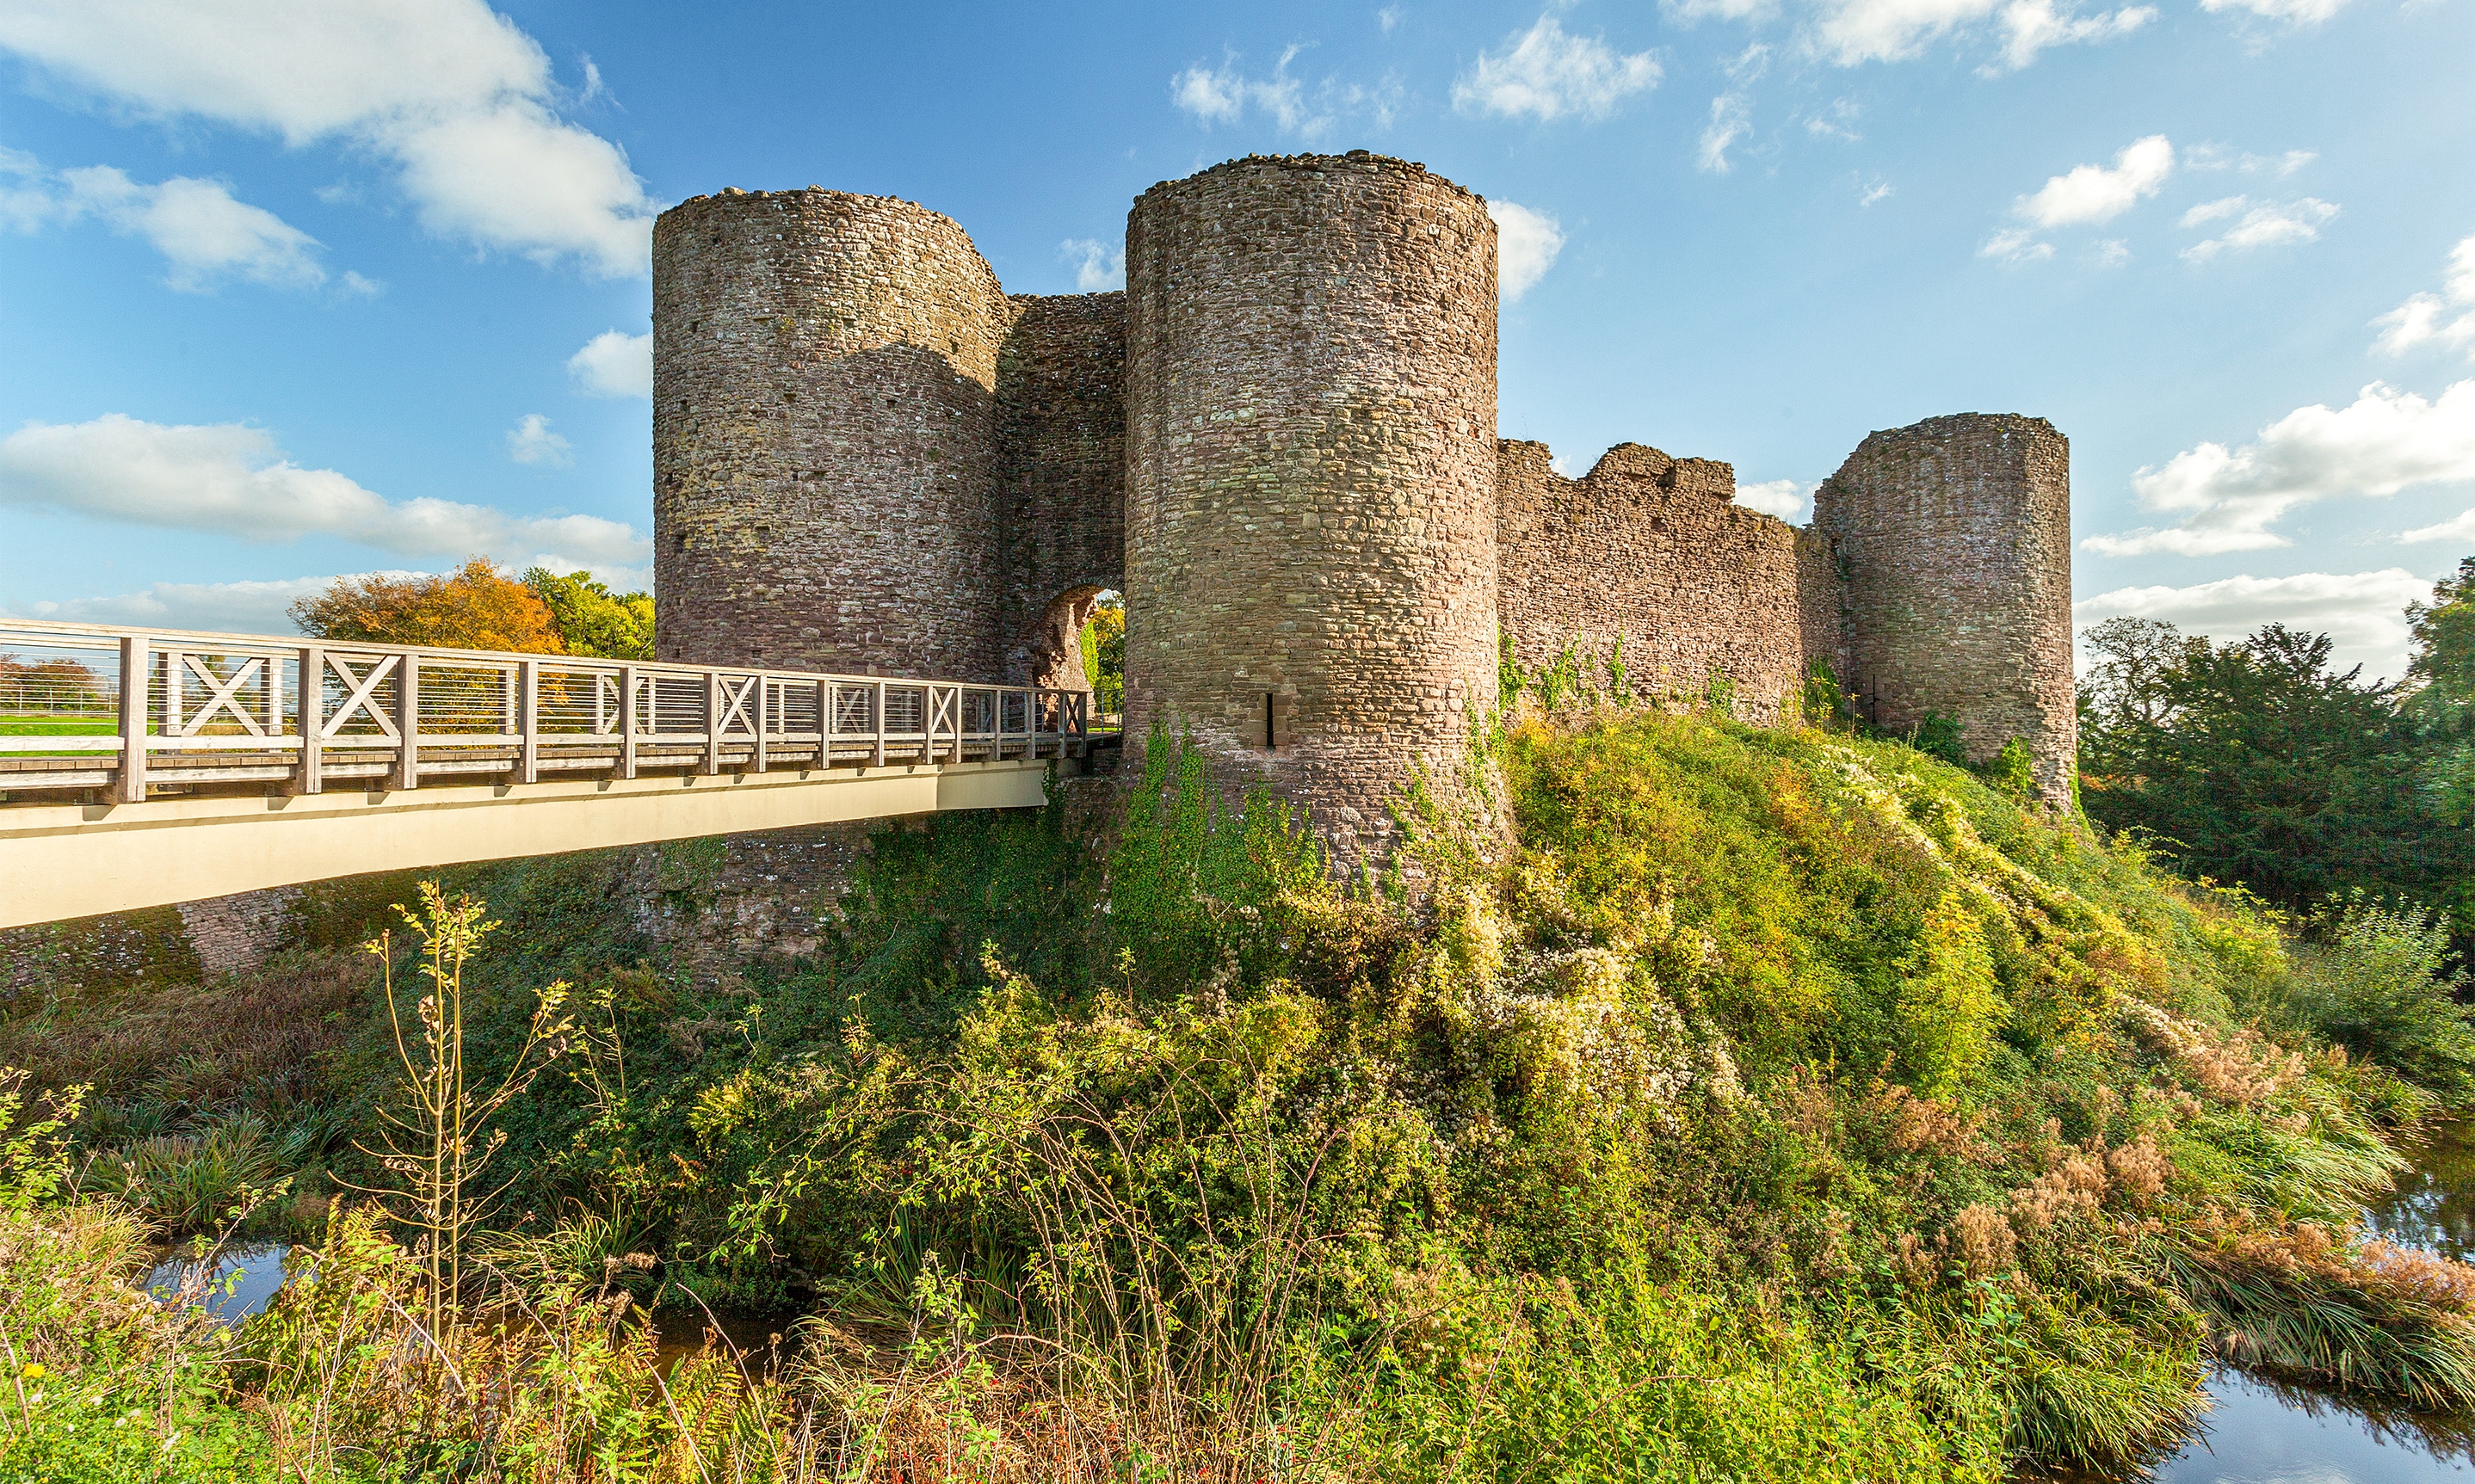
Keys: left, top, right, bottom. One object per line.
{"left": 146, "top": 1241, "right": 294, "bottom": 1323}
{"left": 2367, "top": 1122, "right": 2475, "bottom": 1262}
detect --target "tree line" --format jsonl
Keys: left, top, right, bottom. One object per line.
{"left": 2078, "top": 557, "right": 2475, "bottom": 943}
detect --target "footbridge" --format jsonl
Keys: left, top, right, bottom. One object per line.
{"left": 0, "top": 621, "right": 1097, "bottom": 929}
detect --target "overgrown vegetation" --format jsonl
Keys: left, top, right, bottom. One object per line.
{"left": 9, "top": 678, "right": 2475, "bottom": 1478}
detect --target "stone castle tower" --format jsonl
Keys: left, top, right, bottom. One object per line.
{"left": 651, "top": 151, "right": 2077, "bottom": 859}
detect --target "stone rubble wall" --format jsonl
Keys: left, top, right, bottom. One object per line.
{"left": 1122, "top": 152, "right": 1500, "bottom": 867}
{"left": 1812, "top": 413, "right": 2077, "bottom": 801}
{"left": 997, "top": 292, "right": 1127, "bottom": 687}
{"left": 653, "top": 188, "right": 1016, "bottom": 680}
{"left": 1497, "top": 440, "right": 1811, "bottom": 725}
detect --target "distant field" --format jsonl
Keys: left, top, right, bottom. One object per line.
{"left": 0, "top": 717, "right": 114, "bottom": 736}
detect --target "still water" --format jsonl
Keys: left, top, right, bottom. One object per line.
{"left": 2118, "top": 1122, "right": 2475, "bottom": 1483}
{"left": 147, "top": 1128, "right": 2475, "bottom": 1480}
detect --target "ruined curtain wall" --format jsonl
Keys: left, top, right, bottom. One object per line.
{"left": 1497, "top": 440, "right": 1811, "bottom": 724}
{"left": 996, "top": 292, "right": 1127, "bottom": 688}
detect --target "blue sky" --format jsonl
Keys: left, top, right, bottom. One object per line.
{"left": 2, "top": 0, "right": 2471, "bottom": 678}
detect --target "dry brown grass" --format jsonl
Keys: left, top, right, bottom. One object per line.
{"left": 0, "top": 951, "right": 376, "bottom": 1118}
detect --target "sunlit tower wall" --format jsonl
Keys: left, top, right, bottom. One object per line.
{"left": 1811, "top": 412, "right": 2077, "bottom": 804}
{"left": 1122, "top": 152, "right": 1501, "bottom": 865}
{"left": 652, "top": 188, "right": 1015, "bottom": 678}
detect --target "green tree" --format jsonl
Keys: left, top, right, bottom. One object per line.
{"left": 290, "top": 557, "right": 566, "bottom": 653}
{"left": 521, "top": 568, "right": 655, "bottom": 660}
{"left": 2080, "top": 620, "right": 2457, "bottom": 916}
{"left": 1080, "top": 593, "right": 1125, "bottom": 715}
{"left": 2407, "top": 557, "right": 2475, "bottom": 738}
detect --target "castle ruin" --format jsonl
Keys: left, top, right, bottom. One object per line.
{"left": 652, "top": 151, "right": 2077, "bottom": 862}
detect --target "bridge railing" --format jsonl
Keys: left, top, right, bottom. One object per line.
{"left": 0, "top": 620, "right": 1090, "bottom": 804}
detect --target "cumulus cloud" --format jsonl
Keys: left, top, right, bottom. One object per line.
{"left": 0, "top": 413, "right": 647, "bottom": 567}
{"left": 2018, "top": 135, "right": 2174, "bottom": 228}
{"left": 1737, "top": 479, "right": 1812, "bottom": 520}
{"left": 2089, "top": 238, "right": 2132, "bottom": 268}
{"left": 1060, "top": 237, "right": 1125, "bottom": 292}
{"left": 506, "top": 413, "right": 571, "bottom": 467}
{"left": 2083, "top": 380, "right": 2475, "bottom": 556}
{"left": 1451, "top": 15, "right": 1660, "bottom": 121}
{"left": 2075, "top": 569, "right": 2432, "bottom": 680}
{"left": 2373, "top": 233, "right": 2475, "bottom": 360}
{"left": 1488, "top": 200, "right": 1565, "bottom": 300}
{"left": 1170, "top": 47, "right": 1400, "bottom": 140}
{"left": 2179, "top": 196, "right": 2338, "bottom": 262}
{"left": 2403, "top": 508, "right": 2475, "bottom": 545}
{"left": 566, "top": 329, "right": 651, "bottom": 398}
{"left": 1982, "top": 136, "right": 2170, "bottom": 262}
{"left": 0, "top": 151, "right": 336, "bottom": 290}
{"left": 2, "top": 570, "right": 426, "bottom": 637}
{"left": 0, "top": 0, "right": 658, "bottom": 277}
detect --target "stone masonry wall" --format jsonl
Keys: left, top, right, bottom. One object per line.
{"left": 997, "top": 292, "right": 1127, "bottom": 688}
{"left": 1812, "top": 413, "right": 2077, "bottom": 801}
{"left": 1497, "top": 440, "right": 1809, "bottom": 724}
{"left": 653, "top": 188, "right": 1017, "bottom": 680}
{"left": 1123, "top": 152, "right": 1500, "bottom": 866}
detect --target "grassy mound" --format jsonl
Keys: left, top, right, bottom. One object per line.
{"left": 7, "top": 702, "right": 2475, "bottom": 1480}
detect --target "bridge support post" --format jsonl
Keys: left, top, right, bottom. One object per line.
{"left": 116, "top": 636, "right": 148, "bottom": 805}
{"left": 703, "top": 671, "right": 723, "bottom": 776}
{"left": 620, "top": 665, "right": 640, "bottom": 779}
{"left": 873, "top": 680, "right": 886, "bottom": 769}
{"left": 518, "top": 658, "right": 540, "bottom": 785}
{"left": 394, "top": 656, "right": 420, "bottom": 791}
{"left": 298, "top": 646, "right": 324, "bottom": 794}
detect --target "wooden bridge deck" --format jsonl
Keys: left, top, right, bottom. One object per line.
{"left": 0, "top": 620, "right": 1100, "bottom": 927}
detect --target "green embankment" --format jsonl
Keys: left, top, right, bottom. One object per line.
{"left": 4, "top": 702, "right": 2472, "bottom": 1481}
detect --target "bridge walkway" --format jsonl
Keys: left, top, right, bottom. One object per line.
{"left": 0, "top": 621, "right": 1104, "bottom": 928}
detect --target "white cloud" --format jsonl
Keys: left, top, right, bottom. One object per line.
{"left": 0, "top": 413, "right": 647, "bottom": 567}
{"left": 1488, "top": 200, "right": 1565, "bottom": 300}
{"left": 1859, "top": 176, "right": 1894, "bottom": 207}
{"left": 565, "top": 329, "right": 651, "bottom": 398}
{"left": 2089, "top": 238, "right": 2132, "bottom": 268}
{"left": 2, "top": 570, "right": 425, "bottom": 637}
{"left": 0, "top": 151, "right": 333, "bottom": 290}
{"left": 2016, "top": 135, "right": 2174, "bottom": 228}
{"left": 2179, "top": 196, "right": 2338, "bottom": 262}
{"left": 1805, "top": 99, "right": 1863, "bottom": 140}
{"left": 1737, "top": 479, "right": 1812, "bottom": 520}
{"left": 2075, "top": 569, "right": 2432, "bottom": 680}
{"left": 1666, "top": 0, "right": 1778, "bottom": 20}
{"left": 506, "top": 413, "right": 571, "bottom": 467}
{"left": 1979, "top": 226, "right": 2055, "bottom": 264}
{"left": 1451, "top": 15, "right": 1660, "bottom": 122}
{"left": 1169, "top": 47, "right": 1400, "bottom": 140}
{"left": 2199, "top": 0, "right": 2349, "bottom": 24}
{"left": 0, "top": 0, "right": 657, "bottom": 278}
{"left": 1379, "top": 4, "right": 1408, "bottom": 34}
{"left": 2185, "top": 144, "right": 2318, "bottom": 175}
{"left": 2373, "top": 233, "right": 2475, "bottom": 360}
{"left": 1061, "top": 237, "right": 1125, "bottom": 292}
{"left": 1699, "top": 93, "right": 1754, "bottom": 173}
{"left": 1988, "top": 0, "right": 2154, "bottom": 71}
{"left": 2403, "top": 508, "right": 2475, "bottom": 545}
{"left": 2083, "top": 380, "right": 2475, "bottom": 556}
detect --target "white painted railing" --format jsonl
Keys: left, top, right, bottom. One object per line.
{"left": 0, "top": 621, "right": 1090, "bottom": 804}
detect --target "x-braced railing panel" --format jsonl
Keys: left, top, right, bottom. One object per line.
{"left": 0, "top": 620, "right": 1091, "bottom": 804}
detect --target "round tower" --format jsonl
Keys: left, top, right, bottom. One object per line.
{"left": 651, "top": 188, "right": 1015, "bottom": 678}
{"left": 1122, "top": 152, "right": 1500, "bottom": 865}
{"left": 1812, "top": 413, "right": 2077, "bottom": 802}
